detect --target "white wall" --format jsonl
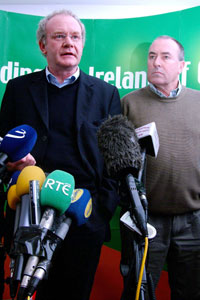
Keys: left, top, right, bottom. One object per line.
{"left": 0, "top": 1, "right": 199, "bottom": 18}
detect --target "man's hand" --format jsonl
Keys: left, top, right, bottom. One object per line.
{"left": 6, "top": 153, "right": 36, "bottom": 172}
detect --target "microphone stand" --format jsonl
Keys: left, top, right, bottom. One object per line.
{"left": 119, "top": 150, "right": 156, "bottom": 300}
{"left": 120, "top": 231, "right": 147, "bottom": 300}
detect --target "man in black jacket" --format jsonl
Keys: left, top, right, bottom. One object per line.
{"left": 0, "top": 9, "right": 121, "bottom": 300}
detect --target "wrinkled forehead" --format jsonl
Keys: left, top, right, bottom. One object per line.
{"left": 148, "top": 38, "right": 180, "bottom": 57}
{"left": 46, "top": 14, "right": 82, "bottom": 34}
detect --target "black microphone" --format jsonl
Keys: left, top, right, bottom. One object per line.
{"left": 24, "top": 217, "right": 71, "bottom": 299}
{"left": 16, "top": 170, "right": 75, "bottom": 300}
{"left": 97, "top": 114, "right": 148, "bottom": 237}
{"left": 14, "top": 179, "right": 43, "bottom": 299}
{"left": 97, "top": 114, "right": 142, "bottom": 178}
{"left": 29, "top": 180, "right": 41, "bottom": 225}
{"left": 24, "top": 188, "right": 92, "bottom": 299}
{"left": 7, "top": 166, "right": 46, "bottom": 299}
{"left": 7, "top": 171, "right": 21, "bottom": 299}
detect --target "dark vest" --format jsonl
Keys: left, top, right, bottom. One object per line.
{"left": 43, "top": 80, "right": 93, "bottom": 189}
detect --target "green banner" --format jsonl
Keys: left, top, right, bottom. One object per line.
{"left": 0, "top": 6, "right": 200, "bottom": 103}
{"left": 1, "top": 6, "right": 200, "bottom": 250}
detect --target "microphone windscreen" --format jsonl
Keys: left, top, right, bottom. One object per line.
{"left": 7, "top": 184, "right": 20, "bottom": 210}
{"left": 0, "top": 124, "right": 37, "bottom": 162}
{"left": 66, "top": 188, "right": 92, "bottom": 226}
{"left": 16, "top": 166, "right": 46, "bottom": 197}
{"left": 40, "top": 170, "right": 74, "bottom": 215}
{"left": 97, "top": 115, "right": 142, "bottom": 177}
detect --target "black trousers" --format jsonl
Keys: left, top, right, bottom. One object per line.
{"left": 147, "top": 210, "right": 200, "bottom": 300}
{"left": 35, "top": 226, "right": 106, "bottom": 300}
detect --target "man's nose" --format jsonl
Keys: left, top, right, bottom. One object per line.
{"left": 63, "top": 35, "right": 74, "bottom": 46}
{"left": 153, "top": 56, "right": 161, "bottom": 67}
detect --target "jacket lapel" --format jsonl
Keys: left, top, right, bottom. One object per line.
{"left": 75, "top": 71, "right": 102, "bottom": 180}
{"left": 76, "top": 71, "right": 94, "bottom": 129}
{"left": 28, "top": 70, "right": 49, "bottom": 130}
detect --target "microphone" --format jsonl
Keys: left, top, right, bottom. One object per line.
{"left": 10, "top": 166, "right": 46, "bottom": 290}
{"left": 7, "top": 171, "right": 22, "bottom": 245}
{"left": 0, "top": 124, "right": 37, "bottom": 163}
{"left": 7, "top": 184, "right": 21, "bottom": 233}
{"left": 97, "top": 115, "right": 142, "bottom": 178}
{"left": 135, "top": 122, "right": 159, "bottom": 158}
{"left": 120, "top": 211, "right": 156, "bottom": 239}
{"left": 17, "top": 170, "right": 75, "bottom": 299}
{"left": 66, "top": 188, "right": 92, "bottom": 226}
{"left": 29, "top": 180, "right": 41, "bottom": 225}
{"left": 16, "top": 166, "right": 46, "bottom": 228}
{"left": 7, "top": 183, "right": 21, "bottom": 299}
{"left": 7, "top": 170, "right": 22, "bottom": 234}
{"left": 135, "top": 122, "right": 159, "bottom": 183}
{"left": 6, "top": 171, "right": 21, "bottom": 299}
{"left": 38, "top": 169, "right": 75, "bottom": 231}
{"left": 40, "top": 170, "right": 74, "bottom": 213}
{"left": 97, "top": 114, "right": 148, "bottom": 237}
{"left": 0, "top": 125, "right": 37, "bottom": 183}
{"left": 25, "top": 188, "right": 92, "bottom": 299}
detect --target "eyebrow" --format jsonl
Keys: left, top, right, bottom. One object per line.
{"left": 149, "top": 51, "right": 171, "bottom": 56}
{"left": 53, "top": 30, "right": 81, "bottom": 34}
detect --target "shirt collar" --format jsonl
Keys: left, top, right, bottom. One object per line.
{"left": 45, "top": 67, "right": 80, "bottom": 88}
{"left": 149, "top": 81, "right": 182, "bottom": 98}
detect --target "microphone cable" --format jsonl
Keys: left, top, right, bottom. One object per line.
{"left": 135, "top": 236, "right": 148, "bottom": 300}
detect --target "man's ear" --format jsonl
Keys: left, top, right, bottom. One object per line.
{"left": 179, "top": 60, "right": 185, "bottom": 75}
{"left": 39, "top": 40, "right": 47, "bottom": 56}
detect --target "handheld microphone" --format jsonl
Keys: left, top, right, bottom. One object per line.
{"left": 135, "top": 122, "right": 159, "bottom": 158}
{"left": 7, "top": 170, "right": 21, "bottom": 225}
{"left": 37, "top": 169, "right": 75, "bottom": 231}
{"left": 0, "top": 124, "right": 37, "bottom": 183}
{"left": 7, "top": 184, "right": 21, "bottom": 231}
{"left": 25, "top": 188, "right": 92, "bottom": 299}
{"left": 10, "top": 166, "right": 46, "bottom": 288}
{"left": 0, "top": 124, "right": 37, "bottom": 163}
{"left": 66, "top": 188, "right": 92, "bottom": 226}
{"left": 7, "top": 184, "right": 21, "bottom": 299}
{"left": 29, "top": 180, "right": 41, "bottom": 225}
{"left": 135, "top": 122, "right": 159, "bottom": 183}
{"left": 16, "top": 166, "right": 46, "bottom": 228}
{"left": 17, "top": 170, "right": 75, "bottom": 299}
{"left": 7, "top": 171, "right": 21, "bottom": 299}
{"left": 40, "top": 170, "right": 75, "bottom": 214}
{"left": 97, "top": 114, "right": 148, "bottom": 237}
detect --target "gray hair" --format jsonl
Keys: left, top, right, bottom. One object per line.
{"left": 36, "top": 9, "right": 86, "bottom": 46}
{"left": 152, "top": 35, "right": 185, "bottom": 61}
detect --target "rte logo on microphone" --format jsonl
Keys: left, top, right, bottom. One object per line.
{"left": 44, "top": 178, "right": 72, "bottom": 196}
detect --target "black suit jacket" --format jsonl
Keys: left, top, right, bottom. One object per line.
{"left": 0, "top": 69, "right": 121, "bottom": 235}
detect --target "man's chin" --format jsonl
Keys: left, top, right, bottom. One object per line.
{"left": 59, "top": 64, "right": 77, "bottom": 71}
{"left": 60, "top": 57, "right": 77, "bottom": 65}
{"left": 149, "top": 77, "right": 165, "bottom": 86}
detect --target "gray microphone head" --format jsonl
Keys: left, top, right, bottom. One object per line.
{"left": 97, "top": 114, "right": 142, "bottom": 177}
